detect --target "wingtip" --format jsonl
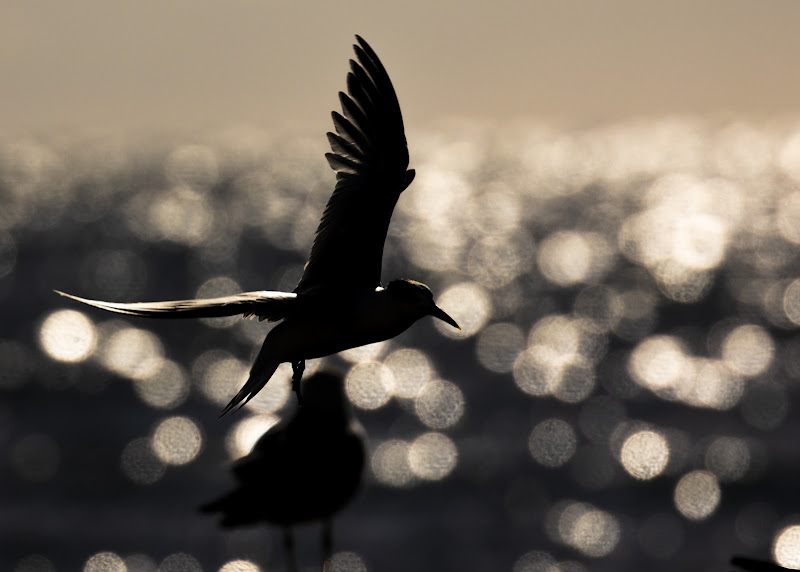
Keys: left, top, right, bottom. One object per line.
{"left": 218, "top": 403, "right": 236, "bottom": 419}
{"left": 54, "top": 289, "right": 80, "bottom": 302}
{"left": 354, "top": 35, "right": 376, "bottom": 58}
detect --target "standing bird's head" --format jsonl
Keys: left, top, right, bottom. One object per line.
{"left": 385, "top": 279, "right": 460, "bottom": 329}
{"left": 299, "top": 371, "right": 352, "bottom": 417}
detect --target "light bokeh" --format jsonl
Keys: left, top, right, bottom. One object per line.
{"left": 705, "top": 436, "right": 750, "bottom": 482}
{"left": 225, "top": 414, "right": 280, "bottom": 460}
{"left": 242, "top": 363, "right": 293, "bottom": 414}
{"left": 620, "top": 430, "right": 669, "bottom": 480}
{"left": 512, "top": 551, "right": 558, "bottom": 572}
{"left": 512, "top": 315, "right": 602, "bottom": 402}
{"left": 467, "top": 232, "right": 532, "bottom": 290}
{"left": 476, "top": 323, "right": 525, "bottom": 373}
{"left": 100, "top": 326, "right": 164, "bottom": 380}
{"left": 323, "top": 552, "right": 368, "bottom": 572}
{"left": 628, "top": 335, "right": 689, "bottom": 393}
{"left": 371, "top": 440, "right": 413, "bottom": 488}
{"left": 774, "top": 525, "right": 800, "bottom": 569}
{"left": 150, "top": 416, "right": 203, "bottom": 466}
{"left": 159, "top": 553, "right": 201, "bottom": 572}
{"left": 345, "top": 361, "right": 394, "bottom": 410}
{"left": 721, "top": 324, "right": 775, "bottom": 377}
{"left": 673, "top": 470, "right": 721, "bottom": 521}
{"left": 39, "top": 310, "right": 97, "bottom": 362}
{"left": 83, "top": 552, "right": 126, "bottom": 572}
{"left": 551, "top": 502, "right": 621, "bottom": 558}
{"left": 537, "top": 231, "right": 612, "bottom": 286}
{"left": 196, "top": 276, "right": 243, "bottom": 329}
{"left": 120, "top": 437, "right": 166, "bottom": 485}
{"left": 414, "top": 380, "right": 465, "bottom": 429}
{"left": 218, "top": 560, "right": 261, "bottom": 572}
{"left": 408, "top": 432, "right": 458, "bottom": 481}
{"left": 384, "top": 348, "right": 432, "bottom": 399}
{"left": 132, "top": 359, "right": 190, "bottom": 410}
{"left": 194, "top": 351, "right": 250, "bottom": 408}
{"left": 340, "top": 341, "right": 389, "bottom": 364}
{"left": 124, "top": 553, "right": 156, "bottom": 572}
{"left": 528, "top": 419, "right": 577, "bottom": 468}
{"left": 433, "top": 282, "right": 492, "bottom": 339}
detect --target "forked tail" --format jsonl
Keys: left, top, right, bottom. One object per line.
{"left": 220, "top": 360, "right": 280, "bottom": 417}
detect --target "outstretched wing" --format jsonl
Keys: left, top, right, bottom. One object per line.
{"left": 294, "top": 35, "right": 415, "bottom": 295}
{"left": 55, "top": 290, "right": 296, "bottom": 321}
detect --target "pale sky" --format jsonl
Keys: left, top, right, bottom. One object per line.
{"left": 3, "top": 0, "right": 800, "bottom": 133}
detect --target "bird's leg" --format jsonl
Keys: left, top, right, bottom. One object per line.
{"left": 322, "top": 519, "right": 334, "bottom": 565}
{"left": 283, "top": 527, "right": 298, "bottom": 572}
{"left": 291, "top": 360, "right": 305, "bottom": 405}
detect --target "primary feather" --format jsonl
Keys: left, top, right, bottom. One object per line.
{"left": 294, "top": 35, "right": 415, "bottom": 295}
{"left": 54, "top": 290, "right": 296, "bottom": 322}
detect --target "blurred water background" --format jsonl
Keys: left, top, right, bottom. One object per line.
{"left": 4, "top": 117, "right": 800, "bottom": 571}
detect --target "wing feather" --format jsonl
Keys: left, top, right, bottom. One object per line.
{"left": 55, "top": 290, "right": 296, "bottom": 322}
{"left": 339, "top": 91, "right": 371, "bottom": 136}
{"left": 324, "top": 152, "right": 360, "bottom": 174}
{"left": 326, "top": 132, "right": 365, "bottom": 163}
{"left": 294, "top": 36, "right": 414, "bottom": 294}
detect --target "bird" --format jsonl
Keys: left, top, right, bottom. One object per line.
{"left": 56, "top": 35, "right": 460, "bottom": 415}
{"left": 200, "top": 371, "right": 366, "bottom": 572}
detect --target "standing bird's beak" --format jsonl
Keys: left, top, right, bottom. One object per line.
{"left": 429, "top": 305, "right": 460, "bottom": 330}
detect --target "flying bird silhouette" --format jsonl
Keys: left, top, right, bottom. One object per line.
{"left": 56, "top": 35, "right": 459, "bottom": 415}
{"left": 200, "top": 371, "right": 365, "bottom": 571}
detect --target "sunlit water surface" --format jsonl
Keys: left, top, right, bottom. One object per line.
{"left": 3, "top": 119, "right": 800, "bottom": 570}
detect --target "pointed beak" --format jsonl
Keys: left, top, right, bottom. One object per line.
{"left": 430, "top": 305, "right": 460, "bottom": 330}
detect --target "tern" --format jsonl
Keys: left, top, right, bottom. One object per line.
{"left": 56, "top": 35, "right": 459, "bottom": 414}
{"left": 201, "top": 372, "right": 365, "bottom": 571}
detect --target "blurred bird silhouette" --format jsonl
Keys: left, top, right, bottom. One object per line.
{"left": 200, "top": 371, "right": 365, "bottom": 571}
{"left": 731, "top": 555, "right": 791, "bottom": 571}
{"left": 56, "top": 35, "right": 459, "bottom": 414}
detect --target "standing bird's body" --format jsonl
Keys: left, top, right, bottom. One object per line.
{"left": 201, "top": 372, "right": 366, "bottom": 570}
{"left": 56, "top": 36, "right": 459, "bottom": 414}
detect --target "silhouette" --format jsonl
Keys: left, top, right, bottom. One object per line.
{"left": 200, "top": 371, "right": 365, "bottom": 571}
{"left": 56, "top": 35, "right": 459, "bottom": 414}
{"left": 731, "top": 556, "right": 790, "bottom": 571}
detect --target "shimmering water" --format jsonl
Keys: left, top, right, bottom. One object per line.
{"left": 3, "top": 119, "right": 800, "bottom": 570}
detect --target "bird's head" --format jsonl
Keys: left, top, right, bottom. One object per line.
{"left": 386, "top": 279, "right": 460, "bottom": 330}
{"left": 300, "top": 371, "right": 350, "bottom": 415}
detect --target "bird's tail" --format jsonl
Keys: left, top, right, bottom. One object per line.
{"left": 220, "top": 359, "right": 280, "bottom": 417}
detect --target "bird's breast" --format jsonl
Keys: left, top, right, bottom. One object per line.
{"left": 266, "top": 292, "right": 418, "bottom": 360}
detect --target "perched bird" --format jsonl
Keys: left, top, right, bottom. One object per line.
{"left": 56, "top": 35, "right": 459, "bottom": 414}
{"left": 200, "top": 371, "right": 365, "bottom": 571}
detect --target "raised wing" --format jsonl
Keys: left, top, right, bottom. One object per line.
{"left": 294, "top": 35, "right": 415, "bottom": 295}
{"left": 55, "top": 289, "right": 296, "bottom": 321}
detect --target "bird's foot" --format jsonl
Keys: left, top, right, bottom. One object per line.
{"left": 291, "top": 360, "right": 305, "bottom": 405}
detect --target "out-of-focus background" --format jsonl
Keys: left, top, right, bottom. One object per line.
{"left": 3, "top": 2, "right": 800, "bottom": 571}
